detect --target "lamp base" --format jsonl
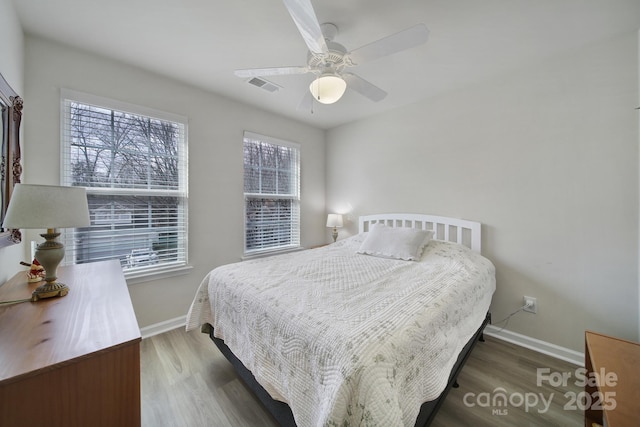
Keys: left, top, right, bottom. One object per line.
{"left": 31, "top": 281, "right": 69, "bottom": 301}
{"left": 32, "top": 229, "right": 68, "bottom": 301}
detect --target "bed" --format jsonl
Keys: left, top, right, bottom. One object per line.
{"left": 186, "top": 213, "right": 496, "bottom": 426}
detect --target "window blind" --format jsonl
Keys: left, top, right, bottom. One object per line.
{"left": 60, "top": 90, "right": 188, "bottom": 273}
{"left": 243, "top": 132, "right": 300, "bottom": 254}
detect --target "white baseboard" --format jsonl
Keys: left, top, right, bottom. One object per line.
{"left": 484, "top": 325, "right": 584, "bottom": 366}
{"left": 140, "top": 315, "right": 186, "bottom": 339}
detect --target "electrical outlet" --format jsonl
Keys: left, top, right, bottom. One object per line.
{"left": 524, "top": 296, "right": 537, "bottom": 314}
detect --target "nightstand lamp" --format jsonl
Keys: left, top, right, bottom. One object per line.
{"left": 326, "top": 214, "right": 343, "bottom": 242}
{"left": 2, "top": 184, "right": 90, "bottom": 300}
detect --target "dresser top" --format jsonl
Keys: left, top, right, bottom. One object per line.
{"left": 0, "top": 260, "right": 141, "bottom": 384}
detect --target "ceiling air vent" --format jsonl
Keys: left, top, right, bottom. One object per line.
{"left": 247, "top": 77, "right": 281, "bottom": 93}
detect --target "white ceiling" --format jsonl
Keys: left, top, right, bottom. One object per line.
{"left": 12, "top": 0, "right": 640, "bottom": 129}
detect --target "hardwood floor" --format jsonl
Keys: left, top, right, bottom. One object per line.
{"left": 141, "top": 328, "right": 584, "bottom": 426}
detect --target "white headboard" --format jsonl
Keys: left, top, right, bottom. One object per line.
{"left": 359, "top": 213, "right": 482, "bottom": 253}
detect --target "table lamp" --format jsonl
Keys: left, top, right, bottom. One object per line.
{"left": 2, "top": 184, "right": 90, "bottom": 300}
{"left": 326, "top": 214, "right": 343, "bottom": 242}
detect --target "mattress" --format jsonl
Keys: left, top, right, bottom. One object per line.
{"left": 186, "top": 233, "right": 495, "bottom": 426}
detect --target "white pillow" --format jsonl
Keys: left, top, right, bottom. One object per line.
{"left": 357, "top": 224, "right": 434, "bottom": 261}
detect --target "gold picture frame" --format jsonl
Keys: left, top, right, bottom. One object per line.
{"left": 0, "top": 72, "right": 23, "bottom": 247}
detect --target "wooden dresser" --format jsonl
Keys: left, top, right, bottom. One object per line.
{"left": 0, "top": 260, "right": 141, "bottom": 427}
{"left": 584, "top": 330, "right": 640, "bottom": 427}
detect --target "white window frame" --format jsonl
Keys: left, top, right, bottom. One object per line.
{"left": 243, "top": 131, "right": 301, "bottom": 257}
{"left": 60, "top": 89, "right": 191, "bottom": 282}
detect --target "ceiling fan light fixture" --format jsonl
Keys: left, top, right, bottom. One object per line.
{"left": 309, "top": 74, "right": 346, "bottom": 104}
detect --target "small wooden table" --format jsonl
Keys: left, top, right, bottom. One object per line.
{"left": 584, "top": 330, "right": 640, "bottom": 427}
{"left": 0, "top": 260, "right": 141, "bottom": 427}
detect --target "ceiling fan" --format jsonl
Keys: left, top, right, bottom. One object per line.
{"left": 234, "top": 0, "right": 429, "bottom": 107}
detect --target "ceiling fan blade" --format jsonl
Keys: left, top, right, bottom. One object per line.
{"left": 234, "top": 66, "right": 310, "bottom": 78}
{"left": 342, "top": 73, "right": 387, "bottom": 102}
{"left": 282, "top": 0, "right": 328, "bottom": 55}
{"left": 297, "top": 90, "right": 314, "bottom": 111}
{"left": 348, "top": 24, "right": 429, "bottom": 65}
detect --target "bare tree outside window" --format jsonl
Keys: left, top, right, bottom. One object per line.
{"left": 61, "top": 95, "right": 187, "bottom": 272}
{"left": 243, "top": 133, "right": 300, "bottom": 254}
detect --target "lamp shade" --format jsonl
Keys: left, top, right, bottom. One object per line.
{"left": 326, "top": 214, "right": 343, "bottom": 228}
{"left": 2, "top": 184, "right": 90, "bottom": 229}
{"left": 309, "top": 74, "right": 347, "bottom": 104}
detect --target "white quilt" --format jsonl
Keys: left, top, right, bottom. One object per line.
{"left": 186, "top": 234, "right": 495, "bottom": 427}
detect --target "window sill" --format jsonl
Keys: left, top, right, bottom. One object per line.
{"left": 242, "top": 246, "right": 304, "bottom": 261}
{"left": 125, "top": 264, "right": 193, "bottom": 285}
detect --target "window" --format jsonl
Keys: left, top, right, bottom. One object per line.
{"left": 243, "top": 131, "right": 300, "bottom": 255}
{"left": 60, "top": 90, "right": 188, "bottom": 275}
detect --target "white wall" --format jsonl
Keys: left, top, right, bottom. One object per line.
{"left": 326, "top": 32, "right": 639, "bottom": 352}
{"left": 22, "top": 35, "right": 326, "bottom": 328}
{"left": 0, "top": 0, "right": 24, "bottom": 284}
